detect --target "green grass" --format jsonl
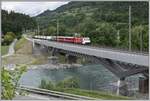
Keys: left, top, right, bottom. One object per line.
{"left": 44, "top": 87, "right": 132, "bottom": 100}
{"left": 14, "top": 37, "right": 27, "bottom": 51}
{"left": 1, "top": 45, "right": 9, "bottom": 55}
{"left": 61, "top": 88, "right": 132, "bottom": 100}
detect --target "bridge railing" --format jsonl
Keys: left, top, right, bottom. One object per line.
{"left": 17, "top": 85, "right": 97, "bottom": 100}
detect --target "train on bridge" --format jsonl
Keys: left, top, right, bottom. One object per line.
{"left": 33, "top": 35, "right": 91, "bottom": 44}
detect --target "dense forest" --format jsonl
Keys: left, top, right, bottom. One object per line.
{"left": 2, "top": 10, "right": 37, "bottom": 45}
{"left": 36, "top": 1, "right": 148, "bottom": 51}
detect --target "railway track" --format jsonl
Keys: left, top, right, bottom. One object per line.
{"left": 18, "top": 85, "right": 97, "bottom": 100}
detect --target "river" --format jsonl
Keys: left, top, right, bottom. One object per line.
{"left": 19, "top": 64, "right": 141, "bottom": 96}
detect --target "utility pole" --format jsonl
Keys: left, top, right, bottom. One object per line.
{"left": 117, "top": 30, "right": 120, "bottom": 47}
{"left": 56, "top": 19, "right": 59, "bottom": 41}
{"left": 22, "top": 28, "right": 24, "bottom": 34}
{"left": 37, "top": 24, "right": 40, "bottom": 35}
{"left": 43, "top": 31, "right": 44, "bottom": 37}
{"left": 129, "top": 6, "right": 131, "bottom": 51}
{"left": 140, "top": 27, "right": 143, "bottom": 52}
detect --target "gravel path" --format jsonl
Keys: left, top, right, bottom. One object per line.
{"left": 2, "top": 39, "right": 17, "bottom": 58}
{"left": 13, "top": 93, "right": 65, "bottom": 100}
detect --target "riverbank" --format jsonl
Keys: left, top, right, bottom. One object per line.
{"left": 2, "top": 37, "right": 49, "bottom": 66}
{"left": 28, "top": 63, "right": 82, "bottom": 70}
{"left": 47, "top": 88, "right": 131, "bottom": 100}
{"left": 2, "top": 36, "right": 83, "bottom": 67}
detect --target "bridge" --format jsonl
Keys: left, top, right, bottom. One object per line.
{"left": 25, "top": 36, "right": 149, "bottom": 95}
{"left": 33, "top": 38, "right": 148, "bottom": 67}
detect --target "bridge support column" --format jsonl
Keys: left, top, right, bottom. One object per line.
{"left": 66, "top": 54, "right": 77, "bottom": 64}
{"left": 32, "top": 43, "right": 41, "bottom": 55}
{"left": 32, "top": 43, "right": 49, "bottom": 56}
{"left": 32, "top": 40, "right": 35, "bottom": 54}
{"left": 139, "top": 76, "right": 149, "bottom": 93}
{"left": 48, "top": 56, "right": 59, "bottom": 65}
{"left": 51, "top": 48, "right": 59, "bottom": 56}
{"left": 116, "top": 77, "right": 128, "bottom": 96}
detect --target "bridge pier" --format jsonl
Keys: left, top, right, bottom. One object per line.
{"left": 139, "top": 76, "right": 149, "bottom": 94}
{"left": 51, "top": 48, "right": 59, "bottom": 56}
{"left": 48, "top": 56, "right": 59, "bottom": 65}
{"left": 65, "top": 54, "right": 77, "bottom": 64}
{"left": 32, "top": 43, "right": 49, "bottom": 56}
{"left": 32, "top": 43, "right": 41, "bottom": 55}
{"left": 116, "top": 77, "right": 128, "bottom": 96}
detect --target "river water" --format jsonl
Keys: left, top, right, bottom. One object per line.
{"left": 19, "top": 64, "right": 142, "bottom": 96}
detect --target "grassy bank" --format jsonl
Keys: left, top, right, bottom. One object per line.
{"left": 59, "top": 88, "right": 131, "bottom": 100}
{"left": 1, "top": 45, "right": 9, "bottom": 55}
{"left": 2, "top": 36, "right": 49, "bottom": 65}
{"left": 15, "top": 37, "right": 27, "bottom": 52}
{"left": 43, "top": 87, "right": 131, "bottom": 100}
{"left": 39, "top": 78, "right": 132, "bottom": 100}
{"left": 15, "top": 37, "right": 33, "bottom": 54}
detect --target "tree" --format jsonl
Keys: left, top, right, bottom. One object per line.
{"left": 56, "top": 77, "right": 80, "bottom": 88}
{"left": 2, "top": 10, "right": 37, "bottom": 36}
{"left": 46, "top": 26, "right": 56, "bottom": 36}
{"left": 39, "top": 79, "right": 54, "bottom": 90}
{"left": 91, "top": 22, "right": 117, "bottom": 47}
{"left": 131, "top": 25, "right": 148, "bottom": 51}
{"left": 142, "top": 25, "right": 148, "bottom": 51}
{"left": 3, "top": 32, "right": 16, "bottom": 45}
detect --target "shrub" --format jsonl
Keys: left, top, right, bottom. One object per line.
{"left": 56, "top": 77, "right": 80, "bottom": 88}
{"left": 39, "top": 79, "right": 54, "bottom": 90}
{"left": 3, "top": 32, "right": 16, "bottom": 45}
{"left": 1, "top": 65, "right": 27, "bottom": 100}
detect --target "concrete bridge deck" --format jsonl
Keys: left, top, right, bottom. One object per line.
{"left": 32, "top": 39, "right": 148, "bottom": 67}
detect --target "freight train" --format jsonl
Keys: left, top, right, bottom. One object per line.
{"left": 33, "top": 35, "right": 91, "bottom": 44}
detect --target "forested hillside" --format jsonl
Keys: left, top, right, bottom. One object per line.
{"left": 2, "top": 10, "right": 37, "bottom": 45}
{"left": 35, "top": 1, "right": 148, "bottom": 51}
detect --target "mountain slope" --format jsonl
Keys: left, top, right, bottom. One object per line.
{"left": 36, "top": 1, "right": 148, "bottom": 27}
{"left": 35, "top": 1, "right": 148, "bottom": 51}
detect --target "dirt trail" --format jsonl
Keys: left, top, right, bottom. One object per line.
{"left": 2, "top": 39, "right": 17, "bottom": 58}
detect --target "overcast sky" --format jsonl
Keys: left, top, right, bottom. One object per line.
{"left": 2, "top": 2, "right": 69, "bottom": 16}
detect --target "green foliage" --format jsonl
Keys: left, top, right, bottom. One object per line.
{"left": 39, "top": 77, "right": 80, "bottom": 90}
{"left": 39, "top": 79, "right": 54, "bottom": 90}
{"left": 1, "top": 67, "right": 14, "bottom": 99}
{"left": 131, "top": 25, "right": 148, "bottom": 51}
{"left": 59, "top": 88, "right": 131, "bottom": 100}
{"left": 56, "top": 77, "right": 80, "bottom": 88}
{"left": 38, "top": 77, "right": 131, "bottom": 100}
{"left": 46, "top": 26, "right": 56, "bottom": 36}
{"left": 1, "top": 45, "right": 9, "bottom": 55}
{"left": 3, "top": 32, "right": 16, "bottom": 45}
{"left": 15, "top": 37, "right": 27, "bottom": 51}
{"left": 92, "top": 23, "right": 117, "bottom": 46}
{"left": 1, "top": 65, "right": 27, "bottom": 100}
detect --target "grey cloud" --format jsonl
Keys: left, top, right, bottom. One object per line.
{"left": 2, "top": 2, "right": 69, "bottom": 16}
